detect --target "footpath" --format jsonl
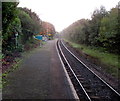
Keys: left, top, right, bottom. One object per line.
{"left": 2, "top": 39, "right": 77, "bottom": 99}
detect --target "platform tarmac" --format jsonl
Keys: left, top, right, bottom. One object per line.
{"left": 2, "top": 39, "right": 78, "bottom": 99}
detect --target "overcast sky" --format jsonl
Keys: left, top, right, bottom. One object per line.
{"left": 18, "top": 0, "right": 119, "bottom": 32}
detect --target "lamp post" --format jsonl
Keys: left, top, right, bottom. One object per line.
{"left": 15, "top": 32, "right": 18, "bottom": 48}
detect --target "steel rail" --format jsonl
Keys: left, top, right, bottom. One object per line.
{"left": 61, "top": 40, "right": 120, "bottom": 97}
{"left": 57, "top": 40, "right": 92, "bottom": 101}
{"left": 55, "top": 40, "right": 79, "bottom": 99}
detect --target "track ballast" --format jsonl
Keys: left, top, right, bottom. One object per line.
{"left": 56, "top": 39, "right": 120, "bottom": 101}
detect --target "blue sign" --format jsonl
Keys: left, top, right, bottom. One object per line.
{"left": 35, "top": 35, "right": 43, "bottom": 40}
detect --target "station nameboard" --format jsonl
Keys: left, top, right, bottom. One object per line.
{"left": 34, "top": 35, "right": 43, "bottom": 40}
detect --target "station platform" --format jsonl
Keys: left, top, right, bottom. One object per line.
{"left": 2, "top": 39, "right": 78, "bottom": 99}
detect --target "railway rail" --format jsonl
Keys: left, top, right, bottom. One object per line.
{"left": 56, "top": 39, "right": 120, "bottom": 101}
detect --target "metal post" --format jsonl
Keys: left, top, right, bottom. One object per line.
{"left": 15, "top": 33, "right": 18, "bottom": 48}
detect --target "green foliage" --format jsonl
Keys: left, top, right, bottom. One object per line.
{"left": 2, "top": 3, "right": 44, "bottom": 54}
{"left": 18, "top": 9, "right": 34, "bottom": 30}
{"left": 62, "top": 5, "right": 119, "bottom": 53}
{"left": 66, "top": 40, "right": 119, "bottom": 77}
{"left": 2, "top": 57, "right": 22, "bottom": 88}
{"left": 2, "top": 2, "right": 21, "bottom": 53}
{"left": 19, "top": 7, "right": 42, "bottom": 34}
{"left": 18, "top": 8, "right": 43, "bottom": 44}
{"left": 99, "top": 8, "right": 119, "bottom": 52}
{"left": 2, "top": 2, "right": 18, "bottom": 34}
{"left": 18, "top": 9, "right": 34, "bottom": 43}
{"left": 2, "top": 2, "right": 43, "bottom": 58}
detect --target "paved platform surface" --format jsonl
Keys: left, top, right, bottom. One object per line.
{"left": 2, "top": 39, "right": 76, "bottom": 99}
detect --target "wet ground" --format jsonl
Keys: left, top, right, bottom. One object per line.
{"left": 2, "top": 39, "right": 76, "bottom": 99}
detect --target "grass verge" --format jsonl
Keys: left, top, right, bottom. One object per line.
{"left": 2, "top": 57, "right": 23, "bottom": 88}
{"left": 64, "top": 39, "right": 119, "bottom": 78}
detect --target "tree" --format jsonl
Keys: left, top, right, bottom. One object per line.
{"left": 2, "top": 2, "right": 20, "bottom": 53}
{"left": 89, "top": 6, "right": 107, "bottom": 46}
{"left": 19, "top": 7, "right": 42, "bottom": 34}
{"left": 2, "top": 2, "right": 18, "bottom": 36}
{"left": 41, "top": 21, "right": 56, "bottom": 39}
{"left": 18, "top": 9, "right": 37, "bottom": 44}
{"left": 61, "top": 5, "right": 119, "bottom": 53}
{"left": 99, "top": 7, "right": 119, "bottom": 52}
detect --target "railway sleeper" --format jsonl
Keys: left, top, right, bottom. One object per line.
{"left": 90, "top": 95, "right": 101, "bottom": 101}
{"left": 83, "top": 84, "right": 91, "bottom": 89}
{"left": 76, "top": 74, "right": 82, "bottom": 78}
{"left": 79, "top": 80, "right": 89, "bottom": 84}
{"left": 86, "top": 89, "right": 93, "bottom": 93}
{"left": 78, "top": 77, "right": 84, "bottom": 80}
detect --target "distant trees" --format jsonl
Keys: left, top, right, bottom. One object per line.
{"left": 18, "top": 8, "right": 55, "bottom": 41}
{"left": 41, "top": 21, "right": 56, "bottom": 39}
{"left": 62, "top": 5, "right": 119, "bottom": 53}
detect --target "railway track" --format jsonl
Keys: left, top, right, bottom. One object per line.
{"left": 56, "top": 39, "right": 120, "bottom": 101}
